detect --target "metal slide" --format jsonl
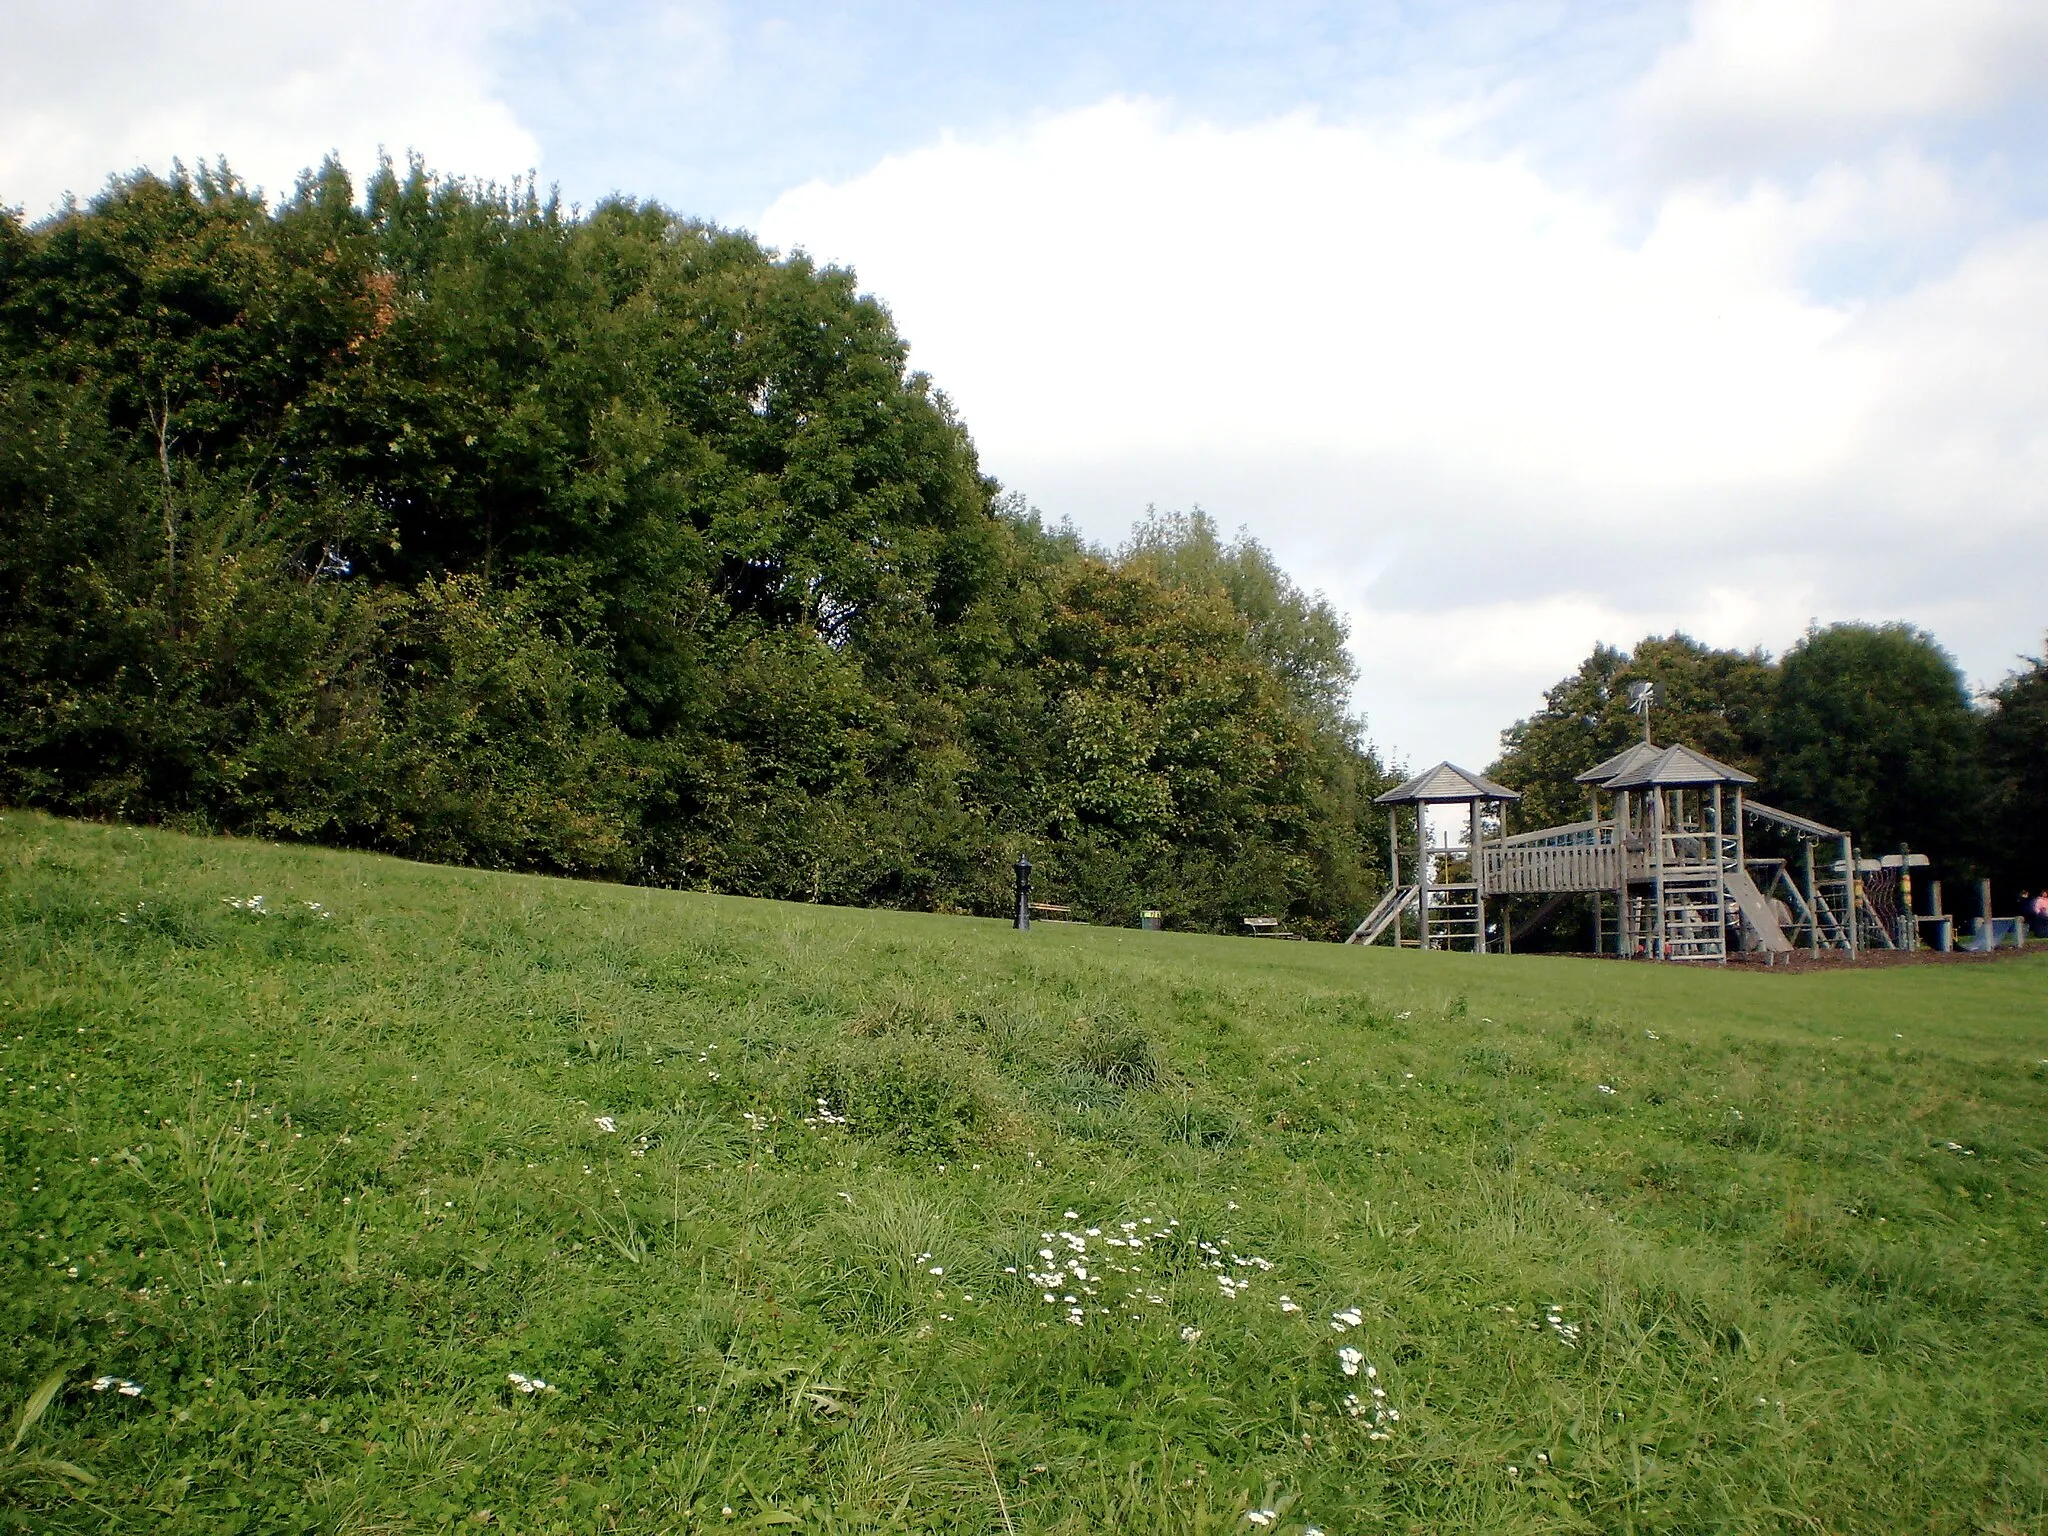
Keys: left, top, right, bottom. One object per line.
{"left": 1723, "top": 866, "right": 1793, "bottom": 953}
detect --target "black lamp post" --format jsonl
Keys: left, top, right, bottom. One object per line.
{"left": 1013, "top": 856, "right": 1032, "bottom": 931}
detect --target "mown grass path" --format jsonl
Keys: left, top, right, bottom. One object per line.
{"left": 3, "top": 811, "right": 2046, "bottom": 1533}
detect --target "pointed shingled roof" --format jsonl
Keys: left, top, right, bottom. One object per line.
{"left": 1374, "top": 761, "right": 1521, "bottom": 805}
{"left": 1603, "top": 742, "right": 1756, "bottom": 789}
{"left": 1575, "top": 739, "right": 1667, "bottom": 785}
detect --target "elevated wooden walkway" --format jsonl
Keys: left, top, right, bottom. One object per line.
{"left": 1477, "top": 822, "right": 1644, "bottom": 894}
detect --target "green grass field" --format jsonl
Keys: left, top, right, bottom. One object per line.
{"left": 3, "top": 810, "right": 2046, "bottom": 1534}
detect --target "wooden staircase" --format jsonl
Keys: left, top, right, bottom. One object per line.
{"left": 1346, "top": 885, "right": 1415, "bottom": 945}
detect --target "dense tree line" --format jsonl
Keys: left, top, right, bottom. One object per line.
{"left": 0, "top": 160, "right": 1392, "bottom": 934}
{"left": 1491, "top": 625, "right": 2048, "bottom": 911}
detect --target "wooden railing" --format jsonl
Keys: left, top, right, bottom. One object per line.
{"left": 1480, "top": 842, "right": 1619, "bottom": 893}
{"left": 1482, "top": 835, "right": 1671, "bottom": 897}
{"left": 1499, "top": 819, "right": 1601, "bottom": 848}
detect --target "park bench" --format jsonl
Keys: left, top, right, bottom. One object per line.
{"left": 1030, "top": 902, "right": 1078, "bottom": 922}
{"left": 1242, "top": 916, "right": 1303, "bottom": 940}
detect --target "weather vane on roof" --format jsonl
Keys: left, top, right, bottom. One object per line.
{"left": 1628, "top": 681, "right": 1659, "bottom": 743}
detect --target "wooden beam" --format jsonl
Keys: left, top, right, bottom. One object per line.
{"left": 1803, "top": 839, "right": 1820, "bottom": 956}
{"left": 1471, "top": 798, "right": 1486, "bottom": 953}
{"left": 1841, "top": 834, "right": 1857, "bottom": 960}
{"left": 1652, "top": 788, "right": 1667, "bottom": 960}
{"left": 1715, "top": 783, "right": 1728, "bottom": 964}
{"left": 1417, "top": 804, "right": 1431, "bottom": 949}
{"left": 1387, "top": 808, "right": 1402, "bottom": 947}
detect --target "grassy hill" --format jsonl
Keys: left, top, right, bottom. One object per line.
{"left": 2, "top": 810, "right": 2046, "bottom": 1534}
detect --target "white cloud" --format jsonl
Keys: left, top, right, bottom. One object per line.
{"left": 0, "top": 0, "right": 541, "bottom": 217}
{"left": 10, "top": 4, "right": 2042, "bottom": 771}
{"left": 1851, "top": 222, "right": 2048, "bottom": 501}
{"left": 1348, "top": 586, "right": 1810, "bottom": 771}
{"left": 1628, "top": 0, "right": 2048, "bottom": 171}
{"left": 759, "top": 95, "right": 2048, "bottom": 767}
{"left": 766, "top": 100, "right": 1879, "bottom": 493}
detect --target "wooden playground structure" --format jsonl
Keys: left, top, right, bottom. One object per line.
{"left": 1346, "top": 742, "right": 1901, "bottom": 963}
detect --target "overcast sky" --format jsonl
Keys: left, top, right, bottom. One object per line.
{"left": 6, "top": 1, "right": 2045, "bottom": 768}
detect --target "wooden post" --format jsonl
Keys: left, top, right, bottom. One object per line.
{"left": 1803, "top": 840, "right": 1820, "bottom": 955}
{"left": 1713, "top": 784, "right": 1728, "bottom": 964}
{"left": 1734, "top": 788, "right": 1747, "bottom": 960}
{"left": 1470, "top": 798, "right": 1486, "bottom": 954}
{"left": 1898, "top": 844, "right": 1915, "bottom": 951}
{"left": 1588, "top": 787, "right": 1602, "bottom": 955}
{"left": 1841, "top": 835, "right": 1857, "bottom": 960}
{"left": 1387, "top": 808, "right": 1402, "bottom": 948}
{"left": 1416, "top": 804, "right": 1432, "bottom": 950}
{"left": 1978, "top": 876, "right": 1993, "bottom": 952}
{"left": 1652, "top": 788, "right": 1668, "bottom": 960}
{"left": 1617, "top": 788, "right": 1633, "bottom": 956}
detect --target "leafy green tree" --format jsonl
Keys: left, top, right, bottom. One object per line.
{"left": 1766, "top": 623, "right": 1988, "bottom": 863}
{"left": 1120, "top": 507, "right": 1356, "bottom": 728}
{"left": 1983, "top": 641, "right": 2048, "bottom": 899}
{"left": 0, "top": 157, "right": 1387, "bottom": 931}
{"left": 1107, "top": 506, "right": 1391, "bottom": 929}
{"left": 1489, "top": 635, "right": 1778, "bottom": 830}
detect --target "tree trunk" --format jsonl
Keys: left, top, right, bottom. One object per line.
{"left": 150, "top": 387, "right": 179, "bottom": 639}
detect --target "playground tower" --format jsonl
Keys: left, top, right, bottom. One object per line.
{"left": 1589, "top": 742, "right": 1759, "bottom": 962}
{"left": 1348, "top": 743, "right": 1864, "bottom": 961}
{"left": 1348, "top": 762, "right": 1519, "bottom": 953}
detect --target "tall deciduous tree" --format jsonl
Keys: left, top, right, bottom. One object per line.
{"left": 1119, "top": 507, "right": 1357, "bottom": 729}
{"left": 0, "top": 159, "right": 1391, "bottom": 931}
{"left": 1984, "top": 641, "right": 2048, "bottom": 899}
{"left": 1766, "top": 623, "right": 1988, "bottom": 864}
{"left": 1489, "top": 634, "right": 1778, "bottom": 830}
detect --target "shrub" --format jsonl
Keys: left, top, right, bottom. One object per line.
{"left": 1063, "top": 1017, "right": 1164, "bottom": 1089}
{"left": 803, "top": 1037, "right": 998, "bottom": 1155}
